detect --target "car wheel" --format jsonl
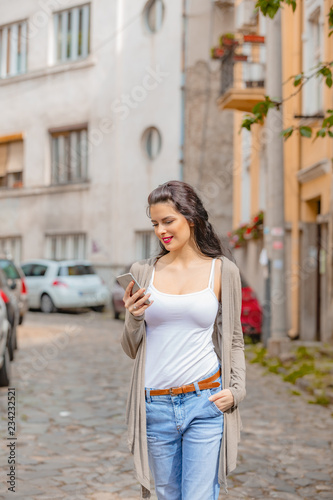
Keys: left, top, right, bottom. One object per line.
{"left": 18, "top": 315, "right": 24, "bottom": 325}
{"left": 8, "top": 326, "right": 15, "bottom": 361}
{"left": 114, "top": 311, "right": 120, "bottom": 320}
{"left": 91, "top": 305, "right": 105, "bottom": 313}
{"left": 40, "top": 294, "right": 56, "bottom": 314}
{"left": 13, "top": 328, "right": 18, "bottom": 350}
{"left": 0, "top": 347, "right": 11, "bottom": 387}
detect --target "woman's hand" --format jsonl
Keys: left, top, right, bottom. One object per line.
{"left": 123, "top": 281, "right": 154, "bottom": 317}
{"left": 208, "top": 388, "right": 234, "bottom": 412}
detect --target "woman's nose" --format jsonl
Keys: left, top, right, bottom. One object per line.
{"left": 157, "top": 226, "right": 166, "bottom": 237}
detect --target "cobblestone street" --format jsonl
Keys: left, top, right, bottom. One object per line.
{"left": 0, "top": 311, "right": 332, "bottom": 500}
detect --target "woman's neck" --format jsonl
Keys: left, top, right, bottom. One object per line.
{"left": 161, "top": 242, "right": 210, "bottom": 268}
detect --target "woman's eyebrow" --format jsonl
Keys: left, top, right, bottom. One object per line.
{"left": 151, "top": 216, "right": 174, "bottom": 222}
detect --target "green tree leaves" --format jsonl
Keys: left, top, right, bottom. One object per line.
{"left": 239, "top": 4, "right": 333, "bottom": 141}
{"left": 255, "top": 0, "right": 296, "bottom": 19}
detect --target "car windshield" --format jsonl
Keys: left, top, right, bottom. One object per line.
{"left": 0, "top": 260, "right": 20, "bottom": 279}
{"left": 58, "top": 265, "right": 96, "bottom": 276}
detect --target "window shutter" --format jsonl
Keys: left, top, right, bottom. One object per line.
{"left": 0, "top": 143, "right": 8, "bottom": 176}
{"left": 6, "top": 141, "right": 23, "bottom": 173}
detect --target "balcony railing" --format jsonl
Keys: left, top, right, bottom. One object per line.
{"left": 220, "top": 58, "right": 265, "bottom": 95}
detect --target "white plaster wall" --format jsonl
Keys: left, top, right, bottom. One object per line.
{"left": 0, "top": 0, "right": 182, "bottom": 272}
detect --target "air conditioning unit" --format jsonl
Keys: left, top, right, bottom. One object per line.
{"left": 235, "top": 0, "right": 257, "bottom": 32}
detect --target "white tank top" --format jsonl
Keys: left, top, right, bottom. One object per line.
{"left": 144, "top": 258, "right": 220, "bottom": 389}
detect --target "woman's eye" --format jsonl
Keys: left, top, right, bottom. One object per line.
{"left": 152, "top": 224, "right": 158, "bottom": 227}
{"left": 165, "top": 220, "right": 173, "bottom": 224}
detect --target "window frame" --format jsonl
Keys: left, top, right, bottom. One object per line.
{"left": 53, "top": 3, "right": 90, "bottom": 64}
{"left": 143, "top": 0, "right": 165, "bottom": 34}
{"left": 302, "top": 0, "right": 324, "bottom": 116}
{"left": 0, "top": 19, "right": 27, "bottom": 79}
{"left": 142, "top": 126, "right": 162, "bottom": 160}
{"left": 49, "top": 125, "right": 88, "bottom": 185}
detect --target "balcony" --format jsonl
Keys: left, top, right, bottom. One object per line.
{"left": 235, "top": 0, "right": 257, "bottom": 33}
{"left": 214, "top": 0, "right": 234, "bottom": 6}
{"left": 217, "top": 44, "right": 266, "bottom": 112}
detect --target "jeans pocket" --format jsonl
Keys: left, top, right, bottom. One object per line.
{"left": 207, "top": 387, "right": 224, "bottom": 416}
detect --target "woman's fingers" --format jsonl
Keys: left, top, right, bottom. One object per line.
{"left": 123, "top": 280, "right": 134, "bottom": 301}
{"left": 208, "top": 389, "right": 234, "bottom": 412}
{"left": 130, "top": 299, "right": 154, "bottom": 317}
{"left": 123, "top": 283, "right": 145, "bottom": 305}
{"left": 123, "top": 282, "right": 154, "bottom": 316}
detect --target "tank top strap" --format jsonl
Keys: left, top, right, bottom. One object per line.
{"left": 208, "top": 258, "right": 216, "bottom": 290}
{"left": 149, "top": 265, "right": 156, "bottom": 286}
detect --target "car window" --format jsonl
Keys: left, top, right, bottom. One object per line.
{"left": 31, "top": 265, "right": 48, "bottom": 277}
{"left": 21, "top": 264, "right": 33, "bottom": 277}
{"left": 0, "top": 260, "right": 20, "bottom": 279}
{"left": 58, "top": 265, "right": 96, "bottom": 276}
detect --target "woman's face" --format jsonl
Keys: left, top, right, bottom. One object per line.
{"left": 150, "top": 202, "right": 194, "bottom": 252}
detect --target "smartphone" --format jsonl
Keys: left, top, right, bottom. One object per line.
{"left": 116, "top": 272, "right": 151, "bottom": 305}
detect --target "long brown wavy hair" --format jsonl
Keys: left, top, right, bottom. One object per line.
{"left": 147, "top": 180, "right": 228, "bottom": 259}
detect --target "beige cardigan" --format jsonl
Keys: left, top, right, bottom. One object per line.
{"left": 121, "top": 255, "right": 246, "bottom": 499}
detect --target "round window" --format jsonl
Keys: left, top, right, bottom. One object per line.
{"left": 143, "top": 127, "right": 162, "bottom": 160}
{"left": 144, "top": 0, "right": 165, "bottom": 33}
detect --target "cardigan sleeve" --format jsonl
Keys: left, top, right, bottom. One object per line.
{"left": 120, "top": 262, "right": 145, "bottom": 360}
{"left": 228, "top": 266, "right": 246, "bottom": 408}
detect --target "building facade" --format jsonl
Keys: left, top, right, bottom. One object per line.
{"left": 218, "top": 0, "right": 333, "bottom": 342}
{"left": 0, "top": 0, "right": 234, "bottom": 292}
{"left": 0, "top": 0, "right": 182, "bottom": 286}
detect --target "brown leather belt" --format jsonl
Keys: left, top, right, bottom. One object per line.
{"left": 145, "top": 368, "right": 221, "bottom": 396}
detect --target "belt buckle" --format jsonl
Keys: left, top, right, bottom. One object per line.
{"left": 169, "top": 387, "right": 177, "bottom": 396}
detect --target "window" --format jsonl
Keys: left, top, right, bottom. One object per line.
{"left": 0, "top": 260, "right": 20, "bottom": 279}
{"left": 21, "top": 263, "right": 33, "bottom": 277}
{"left": 142, "top": 127, "right": 162, "bottom": 160}
{"left": 58, "top": 264, "right": 95, "bottom": 276}
{"left": 0, "top": 20, "right": 27, "bottom": 78}
{"left": 144, "top": 0, "right": 165, "bottom": 33}
{"left": 45, "top": 233, "right": 86, "bottom": 260}
{"left": 0, "top": 237, "right": 22, "bottom": 263}
{"left": 136, "top": 231, "right": 158, "bottom": 259}
{"left": 303, "top": 1, "right": 324, "bottom": 115}
{"left": 0, "top": 140, "right": 24, "bottom": 188}
{"left": 54, "top": 4, "right": 90, "bottom": 63}
{"left": 31, "top": 264, "right": 47, "bottom": 277}
{"left": 235, "top": 0, "right": 257, "bottom": 32}
{"left": 50, "top": 127, "right": 88, "bottom": 184}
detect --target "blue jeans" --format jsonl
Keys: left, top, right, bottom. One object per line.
{"left": 145, "top": 367, "right": 224, "bottom": 500}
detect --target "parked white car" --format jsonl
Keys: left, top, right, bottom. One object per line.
{"left": 20, "top": 260, "right": 110, "bottom": 313}
{"left": 0, "top": 295, "right": 11, "bottom": 386}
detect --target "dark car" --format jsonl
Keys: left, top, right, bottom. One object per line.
{"left": 240, "top": 274, "right": 262, "bottom": 340}
{"left": 0, "top": 257, "right": 28, "bottom": 325}
{"left": 111, "top": 266, "right": 131, "bottom": 319}
{"left": 0, "top": 269, "right": 20, "bottom": 361}
{"left": 0, "top": 294, "right": 11, "bottom": 387}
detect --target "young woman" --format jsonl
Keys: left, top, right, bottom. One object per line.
{"left": 121, "top": 181, "right": 246, "bottom": 500}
